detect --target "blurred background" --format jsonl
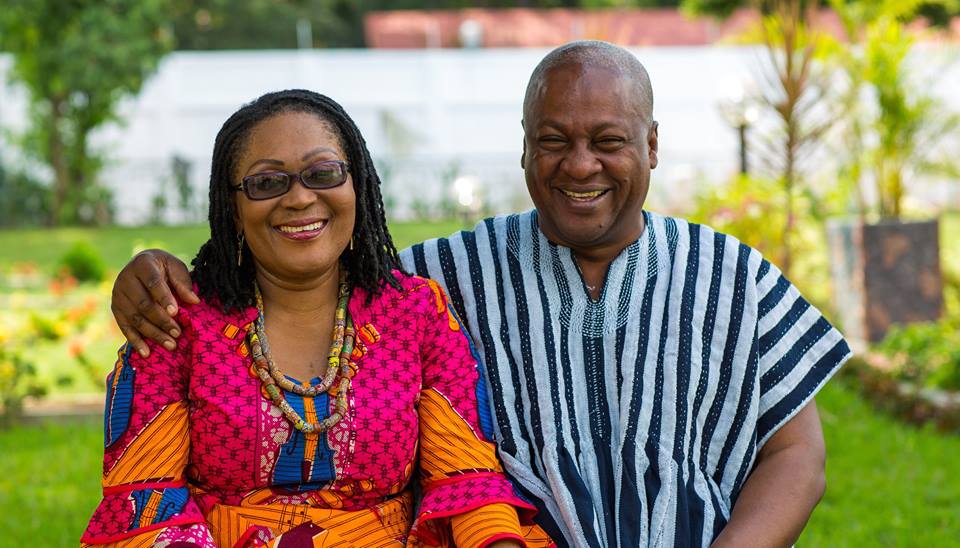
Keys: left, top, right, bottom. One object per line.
{"left": 0, "top": 0, "right": 958, "bottom": 545}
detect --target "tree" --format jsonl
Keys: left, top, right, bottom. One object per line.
{"left": 826, "top": 0, "right": 960, "bottom": 219}
{"left": 688, "top": 0, "right": 836, "bottom": 277}
{"left": 0, "top": 0, "right": 174, "bottom": 225}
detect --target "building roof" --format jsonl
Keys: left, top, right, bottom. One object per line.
{"left": 364, "top": 7, "right": 958, "bottom": 48}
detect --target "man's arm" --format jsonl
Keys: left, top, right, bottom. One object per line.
{"left": 711, "top": 401, "right": 826, "bottom": 548}
{"left": 111, "top": 249, "right": 198, "bottom": 357}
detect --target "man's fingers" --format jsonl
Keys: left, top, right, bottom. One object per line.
{"left": 165, "top": 256, "right": 199, "bottom": 305}
{"left": 143, "top": 268, "right": 180, "bottom": 318}
{"left": 129, "top": 309, "right": 177, "bottom": 352}
{"left": 112, "top": 289, "right": 178, "bottom": 350}
{"left": 112, "top": 294, "right": 176, "bottom": 354}
{"left": 114, "top": 309, "right": 150, "bottom": 358}
{"left": 135, "top": 293, "right": 181, "bottom": 342}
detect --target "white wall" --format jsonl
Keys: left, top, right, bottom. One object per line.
{"left": 0, "top": 46, "right": 957, "bottom": 224}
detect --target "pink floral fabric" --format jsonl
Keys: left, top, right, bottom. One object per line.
{"left": 82, "top": 273, "right": 544, "bottom": 547}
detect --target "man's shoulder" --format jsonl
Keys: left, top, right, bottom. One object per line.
{"left": 399, "top": 211, "right": 530, "bottom": 260}
{"left": 646, "top": 210, "right": 746, "bottom": 248}
{"left": 647, "top": 211, "right": 771, "bottom": 279}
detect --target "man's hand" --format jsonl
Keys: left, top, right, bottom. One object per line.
{"left": 111, "top": 249, "right": 197, "bottom": 357}
{"left": 711, "top": 401, "right": 826, "bottom": 548}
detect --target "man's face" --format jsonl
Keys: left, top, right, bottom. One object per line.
{"left": 522, "top": 63, "right": 658, "bottom": 256}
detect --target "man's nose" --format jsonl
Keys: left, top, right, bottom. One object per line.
{"left": 560, "top": 142, "right": 601, "bottom": 180}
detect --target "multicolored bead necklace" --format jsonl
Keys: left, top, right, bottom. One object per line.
{"left": 246, "top": 274, "right": 356, "bottom": 434}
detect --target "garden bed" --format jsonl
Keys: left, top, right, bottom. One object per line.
{"left": 843, "top": 355, "right": 960, "bottom": 434}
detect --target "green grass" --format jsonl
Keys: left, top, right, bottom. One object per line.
{"left": 799, "top": 379, "right": 960, "bottom": 546}
{"left": 3, "top": 379, "right": 957, "bottom": 546}
{"left": 0, "top": 219, "right": 469, "bottom": 275}
{"left": 0, "top": 418, "right": 103, "bottom": 546}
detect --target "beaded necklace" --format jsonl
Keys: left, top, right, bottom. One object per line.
{"left": 246, "top": 274, "right": 356, "bottom": 434}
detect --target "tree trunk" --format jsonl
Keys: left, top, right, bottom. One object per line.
{"left": 47, "top": 95, "right": 70, "bottom": 226}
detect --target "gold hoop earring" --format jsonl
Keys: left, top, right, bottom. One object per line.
{"left": 349, "top": 236, "right": 354, "bottom": 251}
{"left": 237, "top": 233, "right": 245, "bottom": 266}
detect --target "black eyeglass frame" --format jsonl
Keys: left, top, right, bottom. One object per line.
{"left": 231, "top": 160, "right": 351, "bottom": 201}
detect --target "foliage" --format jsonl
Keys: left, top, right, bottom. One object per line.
{"left": 57, "top": 241, "right": 107, "bottom": 283}
{"left": 0, "top": 342, "right": 47, "bottom": 428}
{"left": 0, "top": 0, "right": 174, "bottom": 226}
{"left": 681, "top": 0, "right": 817, "bottom": 18}
{"left": 0, "top": 289, "right": 103, "bottom": 425}
{"left": 824, "top": 0, "right": 960, "bottom": 219}
{"left": 0, "top": 298, "right": 97, "bottom": 425}
{"left": 874, "top": 317, "right": 960, "bottom": 391}
{"left": 688, "top": 173, "right": 833, "bottom": 308}
{"left": 746, "top": 0, "right": 839, "bottom": 278}
{"left": 0, "top": 160, "right": 50, "bottom": 228}
{"left": 689, "top": 0, "right": 839, "bottom": 278}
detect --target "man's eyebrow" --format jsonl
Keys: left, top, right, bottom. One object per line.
{"left": 535, "top": 119, "right": 566, "bottom": 130}
{"left": 594, "top": 122, "right": 629, "bottom": 132}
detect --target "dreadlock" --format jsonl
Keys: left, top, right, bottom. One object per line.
{"left": 191, "top": 89, "right": 403, "bottom": 312}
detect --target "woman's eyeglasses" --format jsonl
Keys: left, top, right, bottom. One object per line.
{"left": 232, "top": 160, "right": 350, "bottom": 200}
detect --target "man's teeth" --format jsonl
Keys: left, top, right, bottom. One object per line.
{"left": 279, "top": 221, "right": 324, "bottom": 233}
{"left": 561, "top": 189, "right": 605, "bottom": 200}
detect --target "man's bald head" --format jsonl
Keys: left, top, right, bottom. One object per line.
{"left": 523, "top": 40, "right": 654, "bottom": 125}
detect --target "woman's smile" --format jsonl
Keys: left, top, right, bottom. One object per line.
{"left": 275, "top": 218, "right": 328, "bottom": 240}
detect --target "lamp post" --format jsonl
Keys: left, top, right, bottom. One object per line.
{"left": 452, "top": 175, "right": 482, "bottom": 226}
{"left": 719, "top": 79, "right": 760, "bottom": 176}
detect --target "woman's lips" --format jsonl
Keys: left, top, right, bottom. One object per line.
{"left": 274, "top": 220, "right": 327, "bottom": 240}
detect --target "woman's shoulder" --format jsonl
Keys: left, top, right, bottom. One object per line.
{"left": 353, "top": 271, "right": 448, "bottom": 315}
{"left": 176, "top": 284, "right": 258, "bottom": 337}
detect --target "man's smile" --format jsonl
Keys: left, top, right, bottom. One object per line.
{"left": 559, "top": 188, "right": 610, "bottom": 202}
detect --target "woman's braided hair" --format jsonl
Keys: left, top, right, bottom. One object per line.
{"left": 191, "top": 89, "right": 402, "bottom": 312}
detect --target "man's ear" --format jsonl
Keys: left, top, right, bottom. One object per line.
{"left": 648, "top": 121, "right": 659, "bottom": 170}
{"left": 520, "top": 119, "right": 526, "bottom": 168}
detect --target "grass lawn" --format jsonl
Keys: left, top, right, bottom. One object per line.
{"left": 0, "top": 219, "right": 468, "bottom": 276}
{"left": 0, "top": 418, "right": 102, "bottom": 546}
{"left": 2, "top": 379, "right": 957, "bottom": 546}
{"left": 799, "top": 378, "right": 960, "bottom": 546}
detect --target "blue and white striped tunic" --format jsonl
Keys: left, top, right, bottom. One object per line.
{"left": 401, "top": 210, "right": 851, "bottom": 548}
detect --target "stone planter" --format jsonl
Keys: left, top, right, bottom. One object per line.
{"left": 827, "top": 218, "right": 944, "bottom": 346}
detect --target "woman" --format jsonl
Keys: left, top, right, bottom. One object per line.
{"left": 82, "top": 90, "right": 552, "bottom": 547}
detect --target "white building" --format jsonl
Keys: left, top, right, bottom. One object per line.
{"left": 0, "top": 46, "right": 957, "bottom": 224}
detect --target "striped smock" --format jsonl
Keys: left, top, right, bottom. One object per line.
{"left": 401, "top": 209, "right": 851, "bottom": 548}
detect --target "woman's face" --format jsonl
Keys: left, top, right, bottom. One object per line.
{"left": 234, "top": 111, "right": 356, "bottom": 286}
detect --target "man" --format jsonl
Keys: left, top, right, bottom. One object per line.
{"left": 111, "top": 41, "right": 850, "bottom": 547}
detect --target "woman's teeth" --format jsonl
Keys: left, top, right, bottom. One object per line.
{"left": 278, "top": 221, "right": 324, "bottom": 233}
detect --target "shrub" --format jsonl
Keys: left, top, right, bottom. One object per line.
{"left": 0, "top": 350, "right": 47, "bottom": 428}
{"left": 875, "top": 317, "right": 960, "bottom": 392}
{"left": 57, "top": 241, "right": 106, "bottom": 283}
{"left": 688, "top": 174, "right": 833, "bottom": 310}
{"left": 0, "top": 163, "right": 51, "bottom": 228}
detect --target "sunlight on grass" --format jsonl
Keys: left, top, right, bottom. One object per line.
{"left": 800, "top": 379, "right": 960, "bottom": 546}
